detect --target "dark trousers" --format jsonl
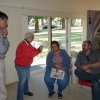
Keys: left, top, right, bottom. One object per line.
{"left": 75, "top": 68, "right": 100, "bottom": 100}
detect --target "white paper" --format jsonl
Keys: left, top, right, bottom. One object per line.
{"left": 50, "top": 68, "right": 65, "bottom": 79}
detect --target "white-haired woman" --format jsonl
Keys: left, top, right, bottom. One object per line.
{"left": 15, "top": 32, "right": 43, "bottom": 100}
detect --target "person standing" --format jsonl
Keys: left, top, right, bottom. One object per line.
{"left": 0, "top": 11, "right": 10, "bottom": 100}
{"left": 15, "top": 32, "right": 43, "bottom": 100}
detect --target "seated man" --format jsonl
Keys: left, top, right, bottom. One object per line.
{"left": 75, "top": 40, "right": 100, "bottom": 100}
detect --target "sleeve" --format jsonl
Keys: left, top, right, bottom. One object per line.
{"left": 62, "top": 50, "right": 70, "bottom": 70}
{"left": 31, "top": 47, "right": 40, "bottom": 57}
{"left": 0, "top": 37, "right": 10, "bottom": 54}
{"left": 96, "top": 51, "right": 100, "bottom": 61}
{"left": 75, "top": 52, "right": 82, "bottom": 67}
{"left": 46, "top": 52, "right": 55, "bottom": 71}
{"left": 23, "top": 44, "right": 40, "bottom": 59}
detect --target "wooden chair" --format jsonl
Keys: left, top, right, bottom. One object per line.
{"left": 77, "top": 79, "right": 92, "bottom": 100}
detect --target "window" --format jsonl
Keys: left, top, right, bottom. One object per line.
{"left": 28, "top": 16, "right": 48, "bottom": 69}
{"left": 27, "top": 16, "right": 86, "bottom": 70}
{"left": 52, "top": 17, "right": 66, "bottom": 49}
{"left": 71, "top": 19, "right": 83, "bottom": 57}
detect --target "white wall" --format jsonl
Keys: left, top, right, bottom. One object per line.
{"left": 0, "top": 6, "right": 24, "bottom": 84}
{"left": 0, "top": 4, "right": 87, "bottom": 84}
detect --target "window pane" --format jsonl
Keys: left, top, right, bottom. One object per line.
{"left": 52, "top": 17, "right": 66, "bottom": 49}
{"left": 28, "top": 16, "right": 48, "bottom": 69}
{"left": 71, "top": 19, "right": 83, "bottom": 57}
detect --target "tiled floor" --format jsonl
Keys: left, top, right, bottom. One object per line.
{"left": 7, "top": 71, "right": 91, "bottom": 100}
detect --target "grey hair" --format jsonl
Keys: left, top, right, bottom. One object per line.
{"left": 25, "top": 32, "right": 34, "bottom": 39}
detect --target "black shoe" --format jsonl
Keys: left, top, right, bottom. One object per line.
{"left": 48, "top": 91, "right": 55, "bottom": 97}
{"left": 24, "top": 92, "right": 33, "bottom": 96}
{"left": 58, "top": 93, "right": 63, "bottom": 99}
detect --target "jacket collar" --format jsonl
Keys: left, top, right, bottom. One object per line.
{"left": 24, "top": 39, "right": 30, "bottom": 45}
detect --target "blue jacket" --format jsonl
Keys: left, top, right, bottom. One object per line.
{"left": 45, "top": 49, "right": 70, "bottom": 75}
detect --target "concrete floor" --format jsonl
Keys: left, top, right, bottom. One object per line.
{"left": 7, "top": 71, "right": 91, "bottom": 100}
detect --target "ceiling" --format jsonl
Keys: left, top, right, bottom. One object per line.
{"left": 0, "top": 0, "right": 100, "bottom": 12}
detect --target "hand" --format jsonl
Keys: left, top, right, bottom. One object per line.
{"left": 2, "top": 28, "right": 8, "bottom": 37}
{"left": 39, "top": 45, "right": 43, "bottom": 52}
{"left": 81, "top": 64, "right": 92, "bottom": 73}
{"left": 81, "top": 64, "right": 91, "bottom": 70}
{"left": 85, "top": 69, "right": 92, "bottom": 73}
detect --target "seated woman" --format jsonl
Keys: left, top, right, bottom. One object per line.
{"left": 44, "top": 41, "right": 70, "bottom": 99}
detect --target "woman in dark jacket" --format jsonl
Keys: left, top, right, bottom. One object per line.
{"left": 44, "top": 41, "right": 70, "bottom": 99}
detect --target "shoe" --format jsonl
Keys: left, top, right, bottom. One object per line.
{"left": 48, "top": 91, "right": 55, "bottom": 97}
{"left": 58, "top": 93, "right": 63, "bottom": 99}
{"left": 24, "top": 92, "right": 33, "bottom": 96}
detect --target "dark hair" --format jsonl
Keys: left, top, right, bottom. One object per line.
{"left": 84, "top": 40, "right": 92, "bottom": 47}
{"left": 0, "top": 11, "right": 8, "bottom": 20}
{"left": 51, "top": 41, "right": 60, "bottom": 48}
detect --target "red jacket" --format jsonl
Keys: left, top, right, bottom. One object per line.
{"left": 15, "top": 40, "right": 40, "bottom": 67}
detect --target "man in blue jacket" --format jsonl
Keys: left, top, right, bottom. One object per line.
{"left": 0, "top": 11, "right": 10, "bottom": 100}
